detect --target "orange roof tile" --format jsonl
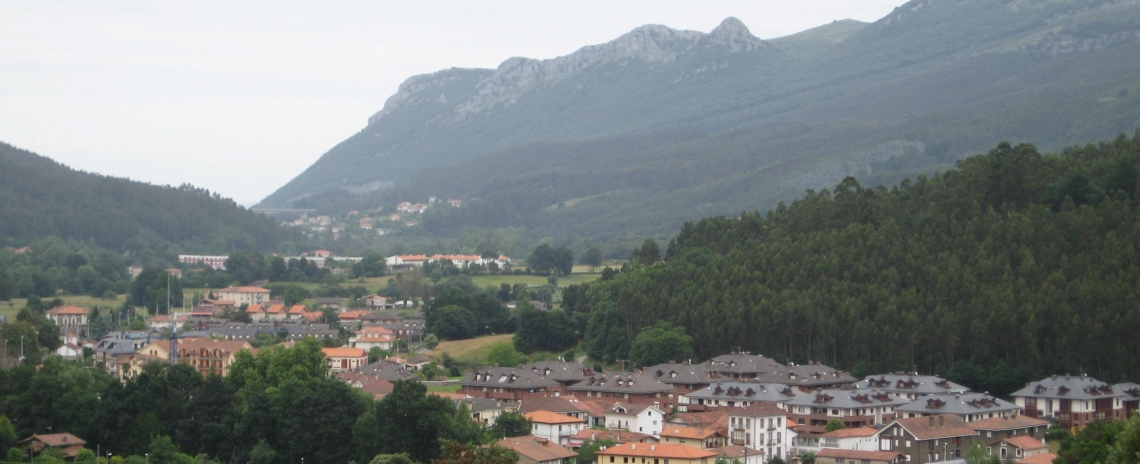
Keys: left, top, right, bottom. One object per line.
{"left": 322, "top": 347, "right": 367, "bottom": 358}
{"left": 246, "top": 304, "right": 263, "bottom": 314}
{"left": 661, "top": 426, "right": 717, "bottom": 440}
{"left": 968, "top": 416, "right": 1050, "bottom": 431}
{"left": 220, "top": 286, "right": 271, "bottom": 293}
{"left": 598, "top": 443, "right": 718, "bottom": 460}
{"left": 46, "top": 305, "right": 88, "bottom": 315}
{"left": 1018, "top": 453, "right": 1057, "bottom": 464}
{"left": 524, "top": 411, "right": 587, "bottom": 425}
{"left": 498, "top": 437, "right": 577, "bottom": 462}
{"left": 821, "top": 426, "right": 879, "bottom": 438}
{"left": 266, "top": 303, "right": 285, "bottom": 314}
{"left": 1001, "top": 436, "right": 1048, "bottom": 451}
{"left": 817, "top": 449, "right": 904, "bottom": 462}
{"left": 289, "top": 305, "right": 307, "bottom": 314}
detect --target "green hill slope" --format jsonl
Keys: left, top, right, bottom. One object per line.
{"left": 577, "top": 132, "right": 1140, "bottom": 394}
{"left": 261, "top": 0, "right": 1140, "bottom": 243}
{"left": 0, "top": 142, "right": 290, "bottom": 252}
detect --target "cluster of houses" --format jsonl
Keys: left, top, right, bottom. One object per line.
{"left": 429, "top": 353, "right": 1140, "bottom": 464}
{"left": 385, "top": 254, "right": 513, "bottom": 269}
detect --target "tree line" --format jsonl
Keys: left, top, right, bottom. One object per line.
{"left": 568, "top": 133, "right": 1140, "bottom": 396}
{"left": 0, "top": 339, "right": 534, "bottom": 464}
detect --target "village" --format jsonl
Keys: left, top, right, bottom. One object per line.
{"left": 281, "top": 197, "right": 465, "bottom": 237}
{"left": 16, "top": 291, "right": 1140, "bottom": 464}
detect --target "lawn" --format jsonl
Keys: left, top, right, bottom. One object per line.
{"left": 3, "top": 293, "right": 126, "bottom": 312}
{"left": 428, "top": 334, "right": 514, "bottom": 364}
{"left": 426, "top": 384, "right": 462, "bottom": 394}
{"left": 469, "top": 273, "right": 598, "bottom": 288}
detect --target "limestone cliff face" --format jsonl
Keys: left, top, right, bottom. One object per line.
{"left": 368, "top": 17, "right": 766, "bottom": 125}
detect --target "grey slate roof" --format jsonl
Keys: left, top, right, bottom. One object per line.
{"left": 896, "top": 392, "right": 1020, "bottom": 416}
{"left": 455, "top": 397, "right": 517, "bottom": 413}
{"left": 785, "top": 388, "right": 910, "bottom": 409}
{"left": 707, "top": 353, "right": 784, "bottom": 376}
{"left": 522, "top": 361, "right": 593, "bottom": 384}
{"left": 1115, "top": 383, "right": 1140, "bottom": 398}
{"left": 856, "top": 374, "right": 969, "bottom": 395}
{"left": 1011, "top": 375, "right": 1125, "bottom": 400}
{"left": 568, "top": 372, "right": 673, "bottom": 394}
{"left": 462, "top": 367, "right": 561, "bottom": 389}
{"left": 645, "top": 362, "right": 723, "bottom": 385}
{"left": 686, "top": 381, "right": 808, "bottom": 403}
{"left": 355, "top": 361, "right": 420, "bottom": 382}
{"left": 754, "top": 363, "right": 857, "bottom": 387}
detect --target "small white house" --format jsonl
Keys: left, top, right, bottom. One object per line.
{"left": 525, "top": 411, "right": 587, "bottom": 446}
{"left": 606, "top": 403, "right": 666, "bottom": 437}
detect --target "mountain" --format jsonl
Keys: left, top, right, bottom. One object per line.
{"left": 260, "top": 0, "right": 1140, "bottom": 241}
{"left": 0, "top": 142, "right": 290, "bottom": 252}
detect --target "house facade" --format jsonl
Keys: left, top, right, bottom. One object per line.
{"left": 785, "top": 388, "right": 908, "bottom": 435}
{"left": 216, "top": 286, "right": 271, "bottom": 306}
{"left": 569, "top": 372, "right": 675, "bottom": 406}
{"left": 526, "top": 411, "right": 588, "bottom": 446}
{"left": 606, "top": 403, "right": 666, "bottom": 437}
{"left": 460, "top": 367, "right": 563, "bottom": 401}
{"left": 895, "top": 392, "right": 1021, "bottom": 422}
{"left": 322, "top": 347, "right": 368, "bottom": 372}
{"left": 875, "top": 415, "right": 982, "bottom": 464}
{"left": 1011, "top": 375, "right": 1127, "bottom": 429}
{"left": 728, "top": 402, "right": 794, "bottom": 462}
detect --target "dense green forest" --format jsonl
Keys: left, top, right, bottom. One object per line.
{"left": 0, "top": 340, "right": 524, "bottom": 464}
{"left": 571, "top": 133, "right": 1140, "bottom": 395}
{"left": 0, "top": 142, "right": 292, "bottom": 253}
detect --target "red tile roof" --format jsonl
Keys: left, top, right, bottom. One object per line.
{"left": 322, "top": 347, "right": 367, "bottom": 358}
{"left": 1017, "top": 453, "right": 1057, "bottom": 464}
{"left": 498, "top": 437, "right": 577, "bottom": 462}
{"left": 598, "top": 443, "right": 718, "bottom": 459}
{"left": 894, "top": 415, "right": 977, "bottom": 440}
{"left": 821, "top": 426, "right": 879, "bottom": 438}
{"left": 817, "top": 449, "right": 905, "bottom": 462}
{"left": 1000, "top": 436, "right": 1048, "bottom": 451}
{"left": 661, "top": 426, "right": 717, "bottom": 440}
{"left": 525, "top": 411, "right": 587, "bottom": 425}
{"left": 46, "top": 305, "right": 88, "bottom": 315}
{"left": 968, "top": 416, "right": 1050, "bottom": 431}
{"left": 570, "top": 429, "right": 657, "bottom": 444}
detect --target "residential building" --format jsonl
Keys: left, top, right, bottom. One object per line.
{"left": 716, "top": 446, "right": 765, "bottom": 464}
{"left": 93, "top": 332, "right": 160, "bottom": 377}
{"left": 461, "top": 367, "right": 563, "bottom": 401}
{"left": 1117, "top": 383, "right": 1140, "bottom": 418}
{"left": 1017, "top": 453, "right": 1058, "bottom": 464}
{"left": 498, "top": 436, "right": 578, "bottom": 464}
{"left": 568, "top": 372, "right": 675, "bottom": 405}
{"left": 216, "top": 286, "right": 270, "bottom": 306}
{"left": 728, "top": 402, "right": 793, "bottom": 462}
{"left": 1011, "top": 374, "right": 1127, "bottom": 429}
{"left": 665, "top": 410, "right": 729, "bottom": 435}
{"left": 606, "top": 403, "right": 666, "bottom": 437}
{"left": 16, "top": 433, "right": 87, "bottom": 460}
{"left": 660, "top": 426, "right": 725, "bottom": 449}
{"left": 136, "top": 339, "right": 254, "bottom": 377}
{"left": 785, "top": 388, "right": 908, "bottom": 434}
{"left": 525, "top": 361, "right": 595, "bottom": 394}
{"left": 798, "top": 427, "right": 880, "bottom": 453}
{"left": 355, "top": 361, "right": 420, "bottom": 383}
{"left": 178, "top": 255, "right": 228, "bottom": 270}
{"left": 361, "top": 294, "right": 393, "bottom": 309}
{"left": 569, "top": 429, "right": 659, "bottom": 448}
{"left": 45, "top": 305, "right": 88, "bottom": 332}
{"left": 351, "top": 326, "right": 395, "bottom": 351}
{"left": 645, "top": 361, "right": 723, "bottom": 398}
{"left": 197, "top": 298, "right": 235, "bottom": 314}
{"left": 527, "top": 411, "right": 588, "bottom": 446}
{"left": 815, "top": 448, "right": 905, "bottom": 464}
{"left": 895, "top": 392, "right": 1021, "bottom": 422}
{"left": 455, "top": 397, "right": 518, "bottom": 425}
{"left": 385, "top": 255, "right": 430, "bottom": 268}
{"left": 988, "top": 436, "right": 1048, "bottom": 462}
{"left": 752, "top": 362, "right": 858, "bottom": 392}
{"left": 967, "top": 416, "right": 1049, "bottom": 441}
{"left": 857, "top": 374, "right": 971, "bottom": 400}
{"left": 520, "top": 397, "right": 597, "bottom": 424}
{"left": 316, "top": 298, "right": 344, "bottom": 310}
{"left": 337, "top": 371, "right": 395, "bottom": 399}
{"left": 684, "top": 382, "right": 807, "bottom": 409}
{"left": 360, "top": 311, "right": 403, "bottom": 325}
{"left": 596, "top": 443, "right": 718, "bottom": 464}
{"left": 322, "top": 347, "right": 368, "bottom": 372}
{"left": 875, "top": 414, "right": 982, "bottom": 464}
{"left": 707, "top": 353, "right": 785, "bottom": 380}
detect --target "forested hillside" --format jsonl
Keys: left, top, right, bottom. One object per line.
{"left": 0, "top": 142, "right": 290, "bottom": 253}
{"left": 579, "top": 132, "right": 1140, "bottom": 394}
{"left": 262, "top": 0, "right": 1140, "bottom": 245}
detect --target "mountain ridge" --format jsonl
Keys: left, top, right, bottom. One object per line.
{"left": 260, "top": 0, "right": 1140, "bottom": 245}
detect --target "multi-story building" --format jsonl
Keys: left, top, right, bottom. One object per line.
{"left": 45, "top": 306, "right": 88, "bottom": 336}
{"left": 135, "top": 338, "right": 254, "bottom": 377}
{"left": 895, "top": 392, "right": 1021, "bottom": 422}
{"left": 93, "top": 332, "right": 160, "bottom": 377}
{"left": 216, "top": 286, "right": 270, "bottom": 306}
{"left": 874, "top": 415, "right": 982, "bottom": 464}
{"left": 645, "top": 361, "right": 723, "bottom": 397}
{"left": 967, "top": 416, "right": 1049, "bottom": 441}
{"left": 526, "top": 411, "right": 587, "bottom": 446}
{"left": 660, "top": 426, "right": 725, "bottom": 449}
{"left": 322, "top": 347, "right": 368, "bottom": 373}
{"left": 524, "top": 361, "right": 595, "bottom": 395}
{"left": 785, "top": 388, "right": 908, "bottom": 434}
{"left": 1117, "top": 383, "right": 1140, "bottom": 418}
{"left": 753, "top": 362, "right": 858, "bottom": 392}
{"left": 461, "top": 367, "right": 562, "bottom": 401}
{"left": 1011, "top": 374, "right": 1127, "bottom": 429}
{"left": 178, "top": 255, "right": 228, "bottom": 270}
{"left": 684, "top": 381, "right": 808, "bottom": 409}
{"left": 497, "top": 436, "right": 578, "bottom": 464}
{"left": 569, "top": 372, "right": 675, "bottom": 406}
{"left": 605, "top": 403, "right": 666, "bottom": 437}
{"left": 797, "top": 427, "right": 880, "bottom": 454}
{"left": 597, "top": 443, "right": 718, "bottom": 464}
{"left": 727, "top": 402, "right": 793, "bottom": 462}
{"left": 855, "top": 374, "right": 970, "bottom": 400}
{"left": 707, "top": 353, "right": 786, "bottom": 380}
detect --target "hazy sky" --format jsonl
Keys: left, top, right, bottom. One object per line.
{"left": 0, "top": 1, "right": 904, "bottom": 206}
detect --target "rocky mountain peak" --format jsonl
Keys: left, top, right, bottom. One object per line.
{"left": 706, "top": 17, "right": 765, "bottom": 51}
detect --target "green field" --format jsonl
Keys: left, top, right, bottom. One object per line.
{"left": 428, "top": 334, "right": 514, "bottom": 364}
{"left": 426, "top": 384, "right": 462, "bottom": 394}
{"left": 468, "top": 273, "right": 599, "bottom": 288}
{"left": 3, "top": 293, "right": 126, "bottom": 311}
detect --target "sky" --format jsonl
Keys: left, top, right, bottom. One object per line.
{"left": 0, "top": 1, "right": 905, "bottom": 206}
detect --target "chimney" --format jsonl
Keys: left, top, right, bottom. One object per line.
{"left": 939, "top": 416, "right": 944, "bottom": 426}
{"left": 929, "top": 416, "right": 935, "bottom": 426}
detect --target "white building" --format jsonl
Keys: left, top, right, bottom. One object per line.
{"left": 216, "top": 286, "right": 271, "bottom": 306}
{"left": 606, "top": 403, "right": 666, "bottom": 437}
{"left": 728, "top": 402, "right": 795, "bottom": 463}
{"left": 525, "top": 411, "right": 587, "bottom": 446}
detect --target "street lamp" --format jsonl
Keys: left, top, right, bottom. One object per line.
{"left": 145, "top": 453, "right": 148, "bottom": 464}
